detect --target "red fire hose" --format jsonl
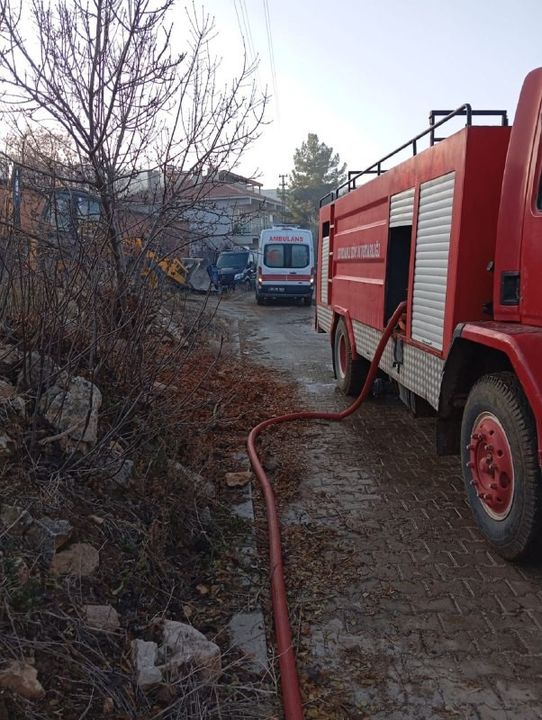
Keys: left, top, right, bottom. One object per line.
{"left": 247, "top": 301, "right": 406, "bottom": 719}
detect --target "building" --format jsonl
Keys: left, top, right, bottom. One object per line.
{"left": 187, "top": 170, "right": 285, "bottom": 259}
{"left": 110, "top": 167, "right": 286, "bottom": 260}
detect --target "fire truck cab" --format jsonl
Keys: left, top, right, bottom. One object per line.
{"left": 317, "top": 68, "right": 542, "bottom": 561}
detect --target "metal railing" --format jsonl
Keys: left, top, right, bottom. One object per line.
{"left": 320, "top": 105, "right": 509, "bottom": 207}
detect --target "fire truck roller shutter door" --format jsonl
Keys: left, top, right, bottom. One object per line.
{"left": 386, "top": 187, "right": 415, "bottom": 324}
{"left": 389, "top": 187, "right": 415, "bottom": 228}
{"left": 320, "top": 235, "right": 330, "bottom": 304}
{"left": 411, "top": 172, "right": 455, "bottom": 351}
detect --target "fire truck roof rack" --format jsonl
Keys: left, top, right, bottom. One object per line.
{"left": 320, "top": 105, "right": 508, "bottom": 207}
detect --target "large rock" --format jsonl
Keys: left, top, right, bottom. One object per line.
{"left": 40, "top": 377, "right": 102, "bottom": 452}
{"left": 0, "top": 661, "right": 45, "bottom": 700}
{"left": 50, "top": 543, "right": 99, "bottom": 577}
{"left": 160, "top": 620, "right": 221, "bottom": 681}
{"left": 17, "top": 351, "right": 59, "bottom": 391}
{"left": 84, "top": 604, "right": 120, "bottom": 631}
{"left": 131, "top": 639, "right": 162, "bottom": 688}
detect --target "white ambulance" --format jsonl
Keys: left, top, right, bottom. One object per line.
{"left": 255, "top": 226, "right": 314, "bottom": 305}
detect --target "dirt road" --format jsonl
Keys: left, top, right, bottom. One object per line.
{"left": 221, "top": 291, "right": 542, "bottom": 719}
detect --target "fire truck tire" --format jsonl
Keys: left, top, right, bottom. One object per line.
{"left": 461, "top": 372, "right": 542, "bottom": 561}
{"left": 333, "top": 319, "right": 369, "bottom": 396}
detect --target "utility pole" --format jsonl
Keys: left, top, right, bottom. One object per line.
{"left": 279, "top": 174, "right": 287, "bottom": 223}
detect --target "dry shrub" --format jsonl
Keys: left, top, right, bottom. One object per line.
{"left": 0, "top": 217, "right": 294, "bottom": 717}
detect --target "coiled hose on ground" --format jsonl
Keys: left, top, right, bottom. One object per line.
{"left": 247, "top": 301, "right": 406, "bottom": 719}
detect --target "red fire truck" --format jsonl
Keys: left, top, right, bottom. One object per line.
{"left": 317, "top": 68, "right": 542, "bottom": 561}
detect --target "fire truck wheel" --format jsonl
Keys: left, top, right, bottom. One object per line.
{"left": 333, "top": 319, "right": 368, "bottom": 396}
{"left": 461, "top": 372, "right": 542, "bottom": 561}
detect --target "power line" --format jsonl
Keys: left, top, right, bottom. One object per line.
{"left": 262, "top": 0, "right": 279, "bottom": 119}
{"left": 232, "top": 0, "right": 255, "bottom": 65}
{"left": 239, "top": 0, "right": 256, "bottom": 63}
{"left": 232, "top": 0, "right": 251, "bottom": 63}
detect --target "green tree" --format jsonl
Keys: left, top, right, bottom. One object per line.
{"left": 286, "top": 133, "right": 346, "bottom": 233}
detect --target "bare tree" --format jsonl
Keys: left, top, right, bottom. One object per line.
{"left": 0, "top": 0, "right": 267, "bottom": 468}
{"left": 0, "top": 0, "right": 266, "bottom": 294}
{"left": 2, "top": 127, "right": 79, "bottom": 182}
{"left": 0, "top": 7, "right": 274, "bottom": 717}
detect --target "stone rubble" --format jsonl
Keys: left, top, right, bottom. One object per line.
{"left": 160, "top": 620, "right": 221, "bottom": 681}
{"left": 0, "top": 660, "right": 45, "bottom": 700}
{"left": 50, "top": 543, "right": 100, "bottom": 577}
{"left": 131, "top": 639, "right": 162, "bottom": 688}
{"left": 40, "top": 376, "right": 102, "bottom": 453}
{"left": 225, "top": 470, "right": 252, "bottom": 488}
{"left": 26, "top": 516, "right": 73, "bottom": 554}
{"left": 84, "top": 604, "right": 120, "bottom": 631}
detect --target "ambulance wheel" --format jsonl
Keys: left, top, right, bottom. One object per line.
{"left": 461, "top": 372, "right": 542, "bottom": 561}
{"left": 333, "top": 319, "right": 369, "bottom": 396}
{"left": 256, "top": 294, "right": 264, "bottom": 306}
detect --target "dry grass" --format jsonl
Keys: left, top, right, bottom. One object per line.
{"left": 0, "top": 261, "right": 307, "bottom": 717}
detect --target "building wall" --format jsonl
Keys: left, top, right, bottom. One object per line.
{"left": 186, "top": 193, "right": 284, "bottom": 259}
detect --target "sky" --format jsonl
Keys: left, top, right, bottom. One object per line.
{"left": 193, "top": 0, "right": 542, "bottom": 189}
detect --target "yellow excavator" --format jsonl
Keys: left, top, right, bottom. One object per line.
{"left": 0, "top": 164, "right": 196, "bottom": 290}
{"left": 126, "top": 237, "right": 194, "bottom": 290}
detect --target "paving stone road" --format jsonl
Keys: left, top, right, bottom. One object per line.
{"left": 223, "top": 293, "right": 542, "bottom": 719}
